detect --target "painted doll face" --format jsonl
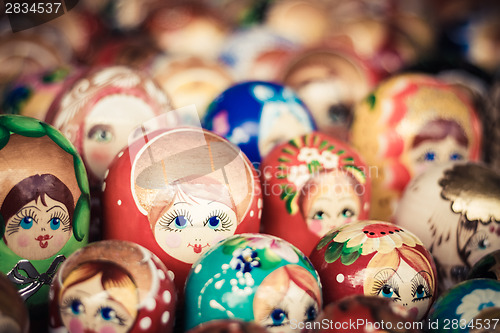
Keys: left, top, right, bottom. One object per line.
{"left": 302, "top": 171, "right": 361, "bottom": 237}
{"left": 4, "top": 194, "right": 71, "bottom": 260}
{"left": 409, "top": 136, "right": 467, "bottom": 176}
{"left": 370, "top": 258, "right": 433, "bottom": 320}
{"left": 82, "top": 95, "right": 157, "bottom": 180}
{"left": 464, "top": 222, "right": 500, "bottom": 267}
{"left": 153, "top": 187, "right": 238, "bottom": 264}
{"left": 60, "top": 273, "right": 137, "bottom": 333}
{"left": 253, "top": 266, "right": 320, "bottom": 333}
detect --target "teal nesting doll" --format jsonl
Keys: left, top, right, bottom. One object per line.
{"left": 0, "top": 115, "right": 90, "bottom": 324}
{"left": 184, "top": 233, "right": 322, "bottom": 332}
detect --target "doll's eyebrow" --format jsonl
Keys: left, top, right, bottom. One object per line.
{"left": 46, "top": 205, "right": 66, "bottom": 212}
{"left": 174, "top": 201, "right": 191, "bottom": 206}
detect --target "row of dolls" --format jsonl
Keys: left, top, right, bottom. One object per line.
{"left": 1, "top": 221, "right": 499, "bottom": 333}
{"left": 0, "top": 107, "right": 499, "bottom": 332}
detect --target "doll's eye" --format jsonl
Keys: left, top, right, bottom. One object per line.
{"left": 449, "top": 152, "right": 463, "bottom": 161}
{"left": 97, "top": 306, "right": 126, "bottom": 326}
{"left": 270, "top": 308, "right": 287, "bottom": 326}
{"left": 340, "top": 208, "right": 355, "bottom": 218}
{"left": 50, "top": 217, "right": 61, "bottom": 230}
{"left": 204, "top": 210, "right": 233, "bottom": 231}
{"left": 20, "top": 216, "right": 34, "bottom": 230}
{"left": 305, "top": 305, "right": 317, "bottom": 321}
{"left": 88, "top": 125, "right": 114, "bottom": 143}
{"left": 174, "top": 216, "right": 188, "bottom": 229}
{"left": 381, "top": 285, "right": 395, "bottom": 298}
{"left": 424, "top": 151, "right": 435, "bottom": 161}
{"left": 71, "top": 299, "right": 85, "bottom": 315}
{"left": 411, "top": 273, "right": 432, "bottom": 303}
{"left": 312, "top": 211, "right": 325, "bottom": 220}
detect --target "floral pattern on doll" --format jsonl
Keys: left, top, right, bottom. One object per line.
{"left": 274, "top": 134, "right": 366, "bottom": 215}
{"left": 455, "top": 288, "right": 500, "bottom": 324}
{"left": 317, "top": 222, "right": 434, "bottom": 320}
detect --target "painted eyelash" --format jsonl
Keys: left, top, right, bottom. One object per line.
{"left": 158, "top": 209, "right": 192, "bottom": 232}
{"left": 203, "top": 210, "right": 233, "bottom": 231}
{"left": 50, "top": 210, "right": 71, "bottom": 231}
{"left": 371, "top": 271, "right": 400, "bottom": 298}
{"left": 95, "top": 306, "right": 127, "bottom": 326}
{"left": 60, "top": 296, "right": 83, "bottom": 313}
{"left": 6, "top": 209, "right": 39, "bottom": 235}
{"left": 467, "top": 233, "right": 489, "bottom": 250}
{"left": 411, "top": 272, "right": 432, "bottom": 302}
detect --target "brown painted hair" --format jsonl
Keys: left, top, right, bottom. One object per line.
{"left": 1, "top": 174, "right": 75, "bottom": 226}
{"left": 412, "top": 119, "right": 469, "bottom": 149}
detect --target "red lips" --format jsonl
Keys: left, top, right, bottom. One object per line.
{"left": 188, "top": 243, "right": 210, "bottom": 253}
{"left": 35, "top": 234, "right": 53, "bottom": 248}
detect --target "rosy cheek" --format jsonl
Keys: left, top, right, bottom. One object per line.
{"left": 164, "top": 233, "right": 182, "bottom": 248}
{"left": 69, "top": 318, "right": 85, "bottom": 333}
{"left": 90, "top": 150, "right": 111, "bottom": 165}
{"left": 344, "top": 217, "right": 352, "bottom": 223}
{"left": 308, "top": 219, "right": 323, "bottom": 235}
{"left": 99, "top": 326, "right": 117, "bottom": 333}
{"left": 17, "top": 235, "right": 30, "bottom": 248}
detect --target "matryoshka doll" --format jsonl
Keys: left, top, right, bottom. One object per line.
{"left": 152, "top": 55, "right": 234, "bottom": 120}
{"left": 280, "top": 46, "right": 379, "bottom": 142}
{"left": 309, "top": 220, "right": 437, "bottom": 321}
{"left": 427, "top": 279, "right": 500, "bottom": 333}
{"left": 0, "top": 115, "right": 90, "bottom": 324}
{"left": 0, "top": 273, "right": 29, "bottom": 333}
{"left": 203, "top": 81, "right": 316, "bottom": 164}
{"left": 1, "top": 66, "right": 82, "bottom": 121}
{"left": 303, "top": 295, "right": 421, "bottom": 333}
{"left": 184, "top": 233, "right": 322, "bottom": 332}
{"left": 49, "top": 240, "right": 176, "bottom": 333}
{"left": 102, "top": 127, "right": 261, "bottom": 295}
{"left": 260, "top": 132, "right": 371, "bottom": 255}
{"left": 394, "top": 162, "right": 500, "bottom": 292}
{"left": 44, "top": 65, "right": 173, "bottom": 188}
{"left": 350, "top": 73, "right": 482, "bottom": 221}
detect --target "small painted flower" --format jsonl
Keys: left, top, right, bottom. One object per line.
{"left": 456, "top": 288, "right": 500, "bottom": 323}
{"left": 230, "top": 247, "right": 261, "bottom": 273}
{"left": 320, "top": 150, "right": 339, "bottom": 169}
{"left": 297, "top": 147, "right": 321, "bottom": 164}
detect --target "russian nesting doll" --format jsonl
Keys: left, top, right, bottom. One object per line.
{"left": 203, "top": 81, "right": 316, "bottom": 164}
{"left": 0, "top": 115, "right": 90, "bottom": 323}
{"left": 350, "top": 73, "right": 482, "bottom": 220}
{"left": 49, "top": 240, "right": 176, "bottom": 333}
{"left": 427, "top": 279, "right": 500, "bottom": 333}
{"left": 0, "top": 273, "right": 29, "bottom": 333}
{"left": 102, "top": 127, "right": 261, "bottom": 295}
{"left": 44, "top": 65, "right": 173, "bottom": 187}
{"left": 394, "top": 162, "right": 500, "bottom": 292}
{"left": 303, "top": 295, "right": 421, "bottom": 333}
{"left": 309, "top": 220, "right": 437, "bottom": 321}
{"left": 260, "top": 132, "right": 371, "bottom": 255}
{"left": 184, "top": 233, "right": 322, "bottom": 332}
{"left": 280, "top": 47, "right": 379, "bottom": 141}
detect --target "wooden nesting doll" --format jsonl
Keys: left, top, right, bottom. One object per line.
{"left": 394, "top": 162, "right": 500, "bottom": 292}
{"left": 145, "top": 1, "right": 231, "bottom": 61}
{"left": 350, "top": 73, "right": 482, "bottom": 221}
{"left": 49, "top": 240, "right": 176, "bottom": 333}
{"left": 184, "top": 233, "right": 322, "bottom": 332}
{"left": 303, "top": 295, "right": 421, "bottom": 333}
{"left": 0, "top": 115, "right": 90, "bottom": 323}
{"left": 260, "top": 132, "right": 371, "bottom": 255}
{"left": 0, "top": 273, "right": 29, "bottom": 333}
{"left": 203, "top": 81, "right": 316, "bottom": 164}
{"left": 427, "top": 279, "right": 500, "bottom": 333}
{"left": 1, "top": 66, "right": 82, "bottom": 121}
{"left": 309, "top": 220, "right": 437, "bottom": 321}
{"left": 280, "top": 46, "right": 379, "bottom": 142}
{"left": 152, "top": 55, "right": 234, "bottom": 120}
{"left": 44, "top": 65, "right": 173, "bottom": 188}
{"left": 102, "top": 127, "right": 261, "bottom": 295}
{"left": 218, "top": 27, "right": 298, "bottom": 81}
